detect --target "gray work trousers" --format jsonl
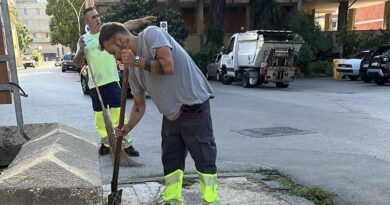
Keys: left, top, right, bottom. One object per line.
{"left": 161, "top": 100, "right": 217, "bottom": 175}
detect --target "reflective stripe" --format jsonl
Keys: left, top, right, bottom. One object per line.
{"left": 110, "top": 107, "right": 121, "bottom": 128}
{"left": 95, "top": 109, "right": 132, "bottom": 147}
{"left": 198, "top": 171, "right": 219, "bottom": 203}
{"left": 198, "top": 171, "right": 217, "bottom": 186}
{"left": 164, "top": 169, "right": 183, "bottom": 186}
{"left": 94, "top": 111, "right": 108, "bottom": 138}
{"left": 110, "top": 107, "right": 131, "bottom": 147}
{"left": 163, "top": 169, "right": 184, "bottom": 203}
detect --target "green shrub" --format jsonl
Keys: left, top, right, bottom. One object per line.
{"left": 287, "top": 11, "right": 332, "bottom": 59}
{"left": 287, "top": 12, "right": 333, "bottom": 76}
{"left": 337, "top": 29, "right": 390, "bottom": 58}
{"left": 298, "top": 43, "right": 315, "bottom": 75}
{"left": 191, "top": 42, "right": 219, "bottom": 73}
{"left": 306, "top": 60, "right": 332, "bottom": 76}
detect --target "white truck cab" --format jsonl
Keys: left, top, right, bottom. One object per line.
{"left": 220, "top": 30, "right": 303, "bottom": 88}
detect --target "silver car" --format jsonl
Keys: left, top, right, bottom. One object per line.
{"left": 205, "top": 53, "right": 223, "bottom": 81}
{"left": 54, "top": 57, "right": 62, "bottom": 67}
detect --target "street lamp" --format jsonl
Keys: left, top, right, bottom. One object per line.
{"left": 65, "top": 0, "right": 85, "bottom": 37}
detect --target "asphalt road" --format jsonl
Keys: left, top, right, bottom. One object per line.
{"left": 1, "top": 65, "right": 390, "bottom": 205}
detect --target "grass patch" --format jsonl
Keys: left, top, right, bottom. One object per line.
{"left": 255, "top": 168, "right": 336, "bottom": 205}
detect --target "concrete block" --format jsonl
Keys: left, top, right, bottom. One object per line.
{"left": 0, "top": 126, "right": 26, "bottom": 166}
{"left": 0, "top": 123, "right": 60, "bottom": 166}
{"left": 0, "top": 123, "right": 102, "bottom": 205}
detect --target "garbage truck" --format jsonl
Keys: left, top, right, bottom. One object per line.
{"left": 220, "top": 30, "right": 304, "bottom": 88}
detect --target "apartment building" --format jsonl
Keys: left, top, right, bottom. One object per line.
{"left": 15, "top": 0, "right": 69, "bottom": 60}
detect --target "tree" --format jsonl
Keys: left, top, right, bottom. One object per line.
{"left": 207, "top": 0, "right": 225, "bottom": 46}
{"left": 32, "top": 49, "right": 43, "bottom": 63}
{"left": 46, "top": 0, "right": 85, "bottom": 52}
{"left": 287, "top": 12, "right": 332, "bottom": 59}
{"left": 102, "top": 0, "right": 188, "bottom": 45}
{"left": 10, "top": 6, "right": 32, "bottom": 54}
{"left": 249, "top": 0, "right": 283, "bottom": 30}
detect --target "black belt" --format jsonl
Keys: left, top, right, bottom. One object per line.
{"left": 181, "top": 99, "right": 209, "bottom": 114}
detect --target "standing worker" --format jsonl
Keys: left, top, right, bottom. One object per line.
{"left": 74, "top": 7, "right": 156, "bottom": 156}
{"left": 99, "top": 23, "right": 219, "bottom": 205}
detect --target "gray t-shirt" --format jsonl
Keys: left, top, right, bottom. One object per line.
{"left": 129, "top": 26, "right": 214, "bottom": 121}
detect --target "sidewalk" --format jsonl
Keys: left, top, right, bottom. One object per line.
{"left": 102, "top": 172, "right": 314, "bottom": 205}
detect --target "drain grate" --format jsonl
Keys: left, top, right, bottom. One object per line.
{"left": 232, "top": 127, "right": 314, "bottom": 138}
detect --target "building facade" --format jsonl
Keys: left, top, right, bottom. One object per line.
{"left": 93, "top": 0, "right": 389, "bottom": 51}
{"left": 15, "top": 0, "right": 69, "bottom": 60}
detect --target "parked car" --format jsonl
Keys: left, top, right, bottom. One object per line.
{"left": 61, "top": 54, "right": 78, "bottom": 72}
{"left": 337, "top": 50, "right": 371, "bottom": 80}
{"left": 359, "top": 50, "right": 374, "bottom": 82}
{"left": 22, "top": 55, "right": 35, "bottom": 69}
{"left": 54, "top": 57, "right": 62, "bottom": 67}
{"left": 367, "top": 44, "right": 390, "bottom": 85}
{"left": 205, "top": 52, "right": 224, "bottom": 81}
{"left": 80, "top": 61, "right": 132, "bottom": 97}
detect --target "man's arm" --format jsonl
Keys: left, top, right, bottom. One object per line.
{"left": 121, "top": 47, "right": 174, "bottom": 75}
{"left": 115, "top": 95, "right": 146, "bottom": 138}
{"left": 139, "top": 47, "right": 174, "bottom": 75}
{"left": 74, "top": 37, "right": 85, "bottom": 68}
{"left": 124, "top": 16, "right": 156, "bottom": 31}
{"left": 126, "top": 95, "right": 146, "bottom": 130}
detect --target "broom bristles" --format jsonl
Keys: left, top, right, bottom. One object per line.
{"left": 102, "top": 110, "right": 143, "bottom": 167}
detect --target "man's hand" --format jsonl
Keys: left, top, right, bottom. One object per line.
{"left": 141, "top": 16, "right": 157, "bottom": 24}
{"left": 121, "top": 49, "right": 136, "bottom": 65}
{"left": 115, "top": 124, "right": 131, "bottom": 139}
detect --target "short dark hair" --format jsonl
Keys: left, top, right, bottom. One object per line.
{"left": 99, "top": 22, "right": 129, "bottom": 50}
{"left": 83, "top": 7, "right": 95, "bottom": 20}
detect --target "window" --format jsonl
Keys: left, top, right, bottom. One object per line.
{"left": 374, "top": 46, "right": 390, "bottom": 56}
{"left": 227, "top": 37, "right": 235, "bottom": 53}
{"left": 32, "top": 33, "right": 36, "bottom": 38}
{"left": 36, "top": 8, "right": 40, "bottom": 15}
{"left": 46, "top": 33, "right": 49, "bottom": 38}
{"left": 352, "top": 51, "right": 370, "bottom": 60}
{"left": 63, "top": 54, "right": 73, "bottom": 61}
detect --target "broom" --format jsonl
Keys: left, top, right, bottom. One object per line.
{"left": 87, "top": 63, "right": 142, "bottom": 167}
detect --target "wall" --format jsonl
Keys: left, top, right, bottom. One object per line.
{"left": 355, "top": 3, "right": 384, "bottom": 30}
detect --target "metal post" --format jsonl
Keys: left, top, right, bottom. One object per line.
{"left": 1, "top": 0, "right": 25, "bottom": 137}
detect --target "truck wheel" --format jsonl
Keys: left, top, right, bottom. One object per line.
{"left": 242, "top": 71, "right": 254, "bottom": 88}
{"left": 276, "top": 82, "right": 289, "bottom": 88}
{"left": 375, "top": 77, "right": 388, "bottom": 85}
{"left": 62, "top": 66, "right": 66, "bottom": 72}
{"left": 221, "top": 71, "right": 233, "bottom": 85}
